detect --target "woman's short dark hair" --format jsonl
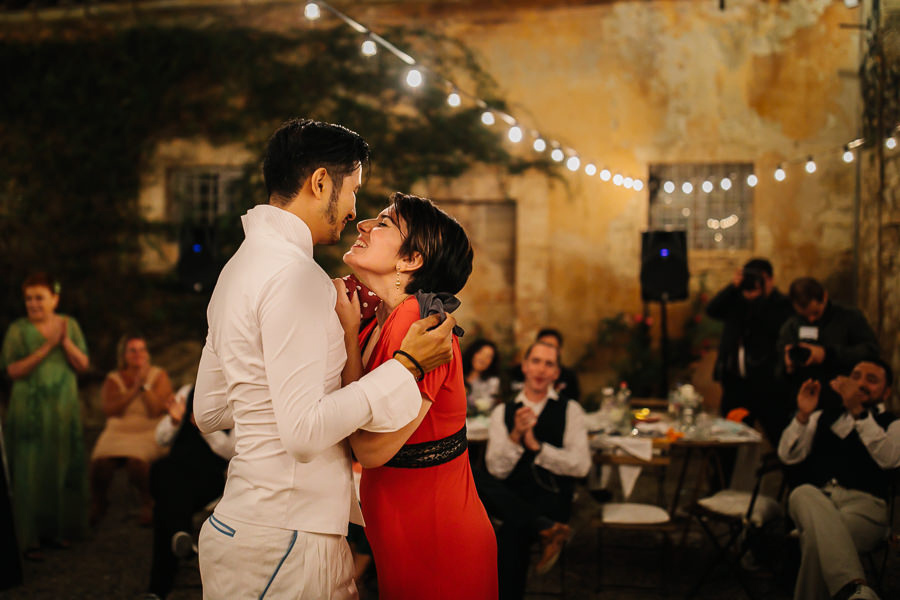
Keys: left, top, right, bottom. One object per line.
{"left": 391, "top": 192, "right": 473, "bottom": 295}
{"left": 263, "top": 118, "right": 370, "bottom": 205}
{"left": 462, "top": 338, "right": 500, "bottom": 378}
{"left": 788, "top": 277, "right": 826, "bottom": 308}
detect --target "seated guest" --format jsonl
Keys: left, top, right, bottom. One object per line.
{"left": 463, "top": 338, "right": 502, "bottom": 414}
{"left": 778, "top": 358, "right": 899, "bottom": 600}
{"left": 145, "top": 384, "right": 234, "bottom": 600}
{"left": 476, "top": 340, "right": 591, "bottom": 600}
{"left": 90, "top": 334, "right": 172, "bottom": 526}
{"left": 509, "top": 328, "right": 581, "bottom": 401}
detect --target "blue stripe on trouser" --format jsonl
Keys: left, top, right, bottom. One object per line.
{"left": 259, "top": 530, "right": 298, "bottom": 599}
{"left": 208, "top": 514, "right": 235, "bottom": 537}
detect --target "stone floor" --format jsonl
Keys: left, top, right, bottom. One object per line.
{"left": 2, "top": 453, "right": 898, "bottom": 600}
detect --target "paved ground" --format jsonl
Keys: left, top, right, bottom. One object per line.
{"left": 2, "top": 452, "right": 898, "bottom": 600}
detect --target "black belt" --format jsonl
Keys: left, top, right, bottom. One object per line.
{"left": 385, "top": 426, "right": 468, "bottom": 469}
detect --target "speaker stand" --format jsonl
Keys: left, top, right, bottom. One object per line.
{"left": 659, "top": 293, "right": 670, "bottom": 396}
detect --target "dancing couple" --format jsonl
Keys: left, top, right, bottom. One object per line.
{"left": 194, "top": 118, "right": 497, "bottom": 599}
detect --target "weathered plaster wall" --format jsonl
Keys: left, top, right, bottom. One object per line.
{"left": 395, "top": 0, "right": 863, "bottom": 376}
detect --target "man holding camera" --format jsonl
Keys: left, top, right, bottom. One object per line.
{"left": 777, "top": 277, "right": 879, "bottom": 415}
{"left": 707, "top": 258, "right": 794, "bottom": 445}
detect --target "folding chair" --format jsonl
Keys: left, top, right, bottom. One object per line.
{"left": 593, "top": 450, "right": 678, "bottom": 594}
{"left": 860, "top": 469, "right": 899, "bottom": 597}
{"left": 684, "top": 451, "right": 787, "bottom": 600}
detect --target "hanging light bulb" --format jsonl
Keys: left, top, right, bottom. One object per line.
{"left": 842, "top": 148, "right": 854, "bottom": 163}
{"left": 481, "top": 111, "right": 495, "bottom": 126}
{"left": 747, "top": 174, "right": 758, "bottom": 187}
{"left": 774, "top": 165, "right": 786, "bottom": 181}
{"left": 720, "top": 177, "right": 732, "bottom": 191}
{"left": 566, "top": 156, "right": 581, "bottom": 172}
{"left": 623, "top": 177, "right": 633, "bottom": 189}
{"left": 447, "top": 92, "right": 461, "bottom": 107}
{"left": 304, "top": 2, "right": 321, "bottom": 20}
{"left": 533, "top": 138, "right": 546, "bottom": 152}
{"left": 551, "top": 148, "right": 565, "bottom": 162}
{"left": 663, "top": 181, "right": 675, "bottom": 194}
{"left": 405, "top": 68, "right": 423, "bottom": 88}
{"left": 701, "top": 180, "right": 714, "bottom": 193}
{"left": 584, "top": 163, "right": 597, "bottom": 176}
{"left": 600, "top": 169, "right": 611, "bottom": 181}
{"left": 633, "top": 179, "right": 644, "bottom": 192}
{"left": 805, "top": 157, "right": 817, "bottom": 174}
{"left": 682, "top": 182, "right": 693, "bottom": 194}
{"left": 887, "top": 137, "right": 898, "bottom": 150}
{"left": 361, "top": 39, "right": 377, "bottom": 56}
{"left": 508, "top": 126, "right": 523, "bottom": 143}
{"left": 613, "top": 174, "right": 624, "bottom": 186}
{"left": 681, "top": 207, "right": 691, "bottom": 217}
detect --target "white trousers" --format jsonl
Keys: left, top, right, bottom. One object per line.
{"left": 789, "top": 483, "right": 888, "bottom": 600}
{"left": 198, "top": 513, "right": 358, "bottom": 600}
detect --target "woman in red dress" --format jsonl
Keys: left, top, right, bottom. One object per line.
{"left": 335, "top": 192, "right": 497, "bottom": 599}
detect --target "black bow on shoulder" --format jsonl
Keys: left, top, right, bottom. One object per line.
{"left": 414, "top": 291, "right": 465, "bottom": 338}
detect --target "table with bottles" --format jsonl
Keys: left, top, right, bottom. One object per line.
{"left": 586, "top": 383, "right": 762, "bottom": 520}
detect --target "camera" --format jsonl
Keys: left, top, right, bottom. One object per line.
{"left": 788, "top": 345, "right": 811, "bottom": 365}
{"left": 739, "top": 267, "right": 764, "bottom": 292}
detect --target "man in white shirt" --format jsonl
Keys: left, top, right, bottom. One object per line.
{"left": 193, "top": 119, "right": 456, "bottom": 599}
{"left": 778, "top": 358, "right": 899, "bottom": 600}
{"left": 476, "top": 341, "right": 591, "bottom": 600}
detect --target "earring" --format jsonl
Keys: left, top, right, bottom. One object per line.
{"left": 395, "top": 267, "right": 402, "bottom": 290}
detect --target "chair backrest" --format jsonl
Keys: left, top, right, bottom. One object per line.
{"left": 596, "top": 450, "right": 672, "bottom": 506}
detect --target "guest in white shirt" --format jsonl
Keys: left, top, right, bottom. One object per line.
{"left": 193, "top": 119, "right": 456, "bottom": 599}
{"left": 778, "top": 358, "right": 899, "bottom": 600}
{"left": 475, "top": 341, "right": 591, "bottom": 600}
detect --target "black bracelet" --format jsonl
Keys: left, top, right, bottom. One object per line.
{"left": 393, "top": 350, "right": 425, "bottom": 382}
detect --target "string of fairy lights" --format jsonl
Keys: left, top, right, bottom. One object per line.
{"left": 302, "top": 0, "right": 899, "bottom": 199}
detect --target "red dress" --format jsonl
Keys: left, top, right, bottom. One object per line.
{"left": 359, "top": 297, "right": 498, "bottom": 600}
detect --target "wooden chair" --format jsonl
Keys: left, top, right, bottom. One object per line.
{"left": 684, "top": 452, "right": 788, "bottom": 600}
{"left": 593, "top": 449, "right": 678, "bottom": 594}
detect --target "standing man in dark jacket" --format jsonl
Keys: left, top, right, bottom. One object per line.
{"left": 707, "top": 258, "right": 794, "bottom": 445}
{"left": 777, "top": 277, "right": 879, "bottom": 414}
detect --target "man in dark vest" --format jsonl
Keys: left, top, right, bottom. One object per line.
{"left": 778, "top": 358, "right": 899, "bottom": 600}
{"left": 144, "top": 385, "right": 235, "bottom": 600}
{"left": 475, "top": 341, "right": 591, "bottom": 600}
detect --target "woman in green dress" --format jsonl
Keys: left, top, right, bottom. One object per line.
{"left": 2, "top": 272, "right": 90, "bottom": 560}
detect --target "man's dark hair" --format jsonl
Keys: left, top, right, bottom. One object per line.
{"left": 263, "top": 118, "right": 370, "bottom": 205}
{"left": 536, "top": 328, "right": 563, "bottom": 348}
{"left": 788, "top": 277, "right": 826, "bottom": 308}
{"left": 743, "top": 258, "right": 773, "bottom": 277}
{"left": 523, "top": 340, "right": 560, "bottom": 366}
{"left": 861, "top": 357, "right": 894, "bottom": 389}
{"left": 462, "top": 338, "right": 500, "bottom": 378}
{"left": 392, "top": 192, "right": 473, "bottom": 296}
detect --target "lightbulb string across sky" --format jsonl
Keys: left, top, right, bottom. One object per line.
{"left": 303, "top": 0, "right": 898, "bottom": 194}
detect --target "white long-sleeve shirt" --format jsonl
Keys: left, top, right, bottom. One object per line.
{"left": 778, "top": 404, "right": 900, "bottom": 470}
{"left": 194, "top": 205, "right": 421, "bottom": 535}
{"left": 485, "top": 388, "right": 592, "bottom": 480}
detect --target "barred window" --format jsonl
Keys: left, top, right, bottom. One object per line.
{"left": 168, "top": 166, "right": 243, "bottom": 223}
{"left": 648, "top": 163, "right": 754, "bottom": 250}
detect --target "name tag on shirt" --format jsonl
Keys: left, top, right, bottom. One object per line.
{"left": 798, "top": 325, "right": 819, "bottom": 341}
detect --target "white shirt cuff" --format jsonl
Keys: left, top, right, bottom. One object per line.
{"left": 359, "top": 359, "right": 422, "bottom": 432}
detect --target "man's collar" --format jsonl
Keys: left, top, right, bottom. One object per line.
{"left": 241, "top": 204, "right": 314, "bottom": 257}
{"left": 516, "top": 387, "right": 559, "bottom": 405}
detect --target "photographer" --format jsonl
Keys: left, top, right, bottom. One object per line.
{"left": 707, "top": 258, "right": 794, "bottom": 446}
{"left": 777, "top": 277, "right": 879, "bottom": 414}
